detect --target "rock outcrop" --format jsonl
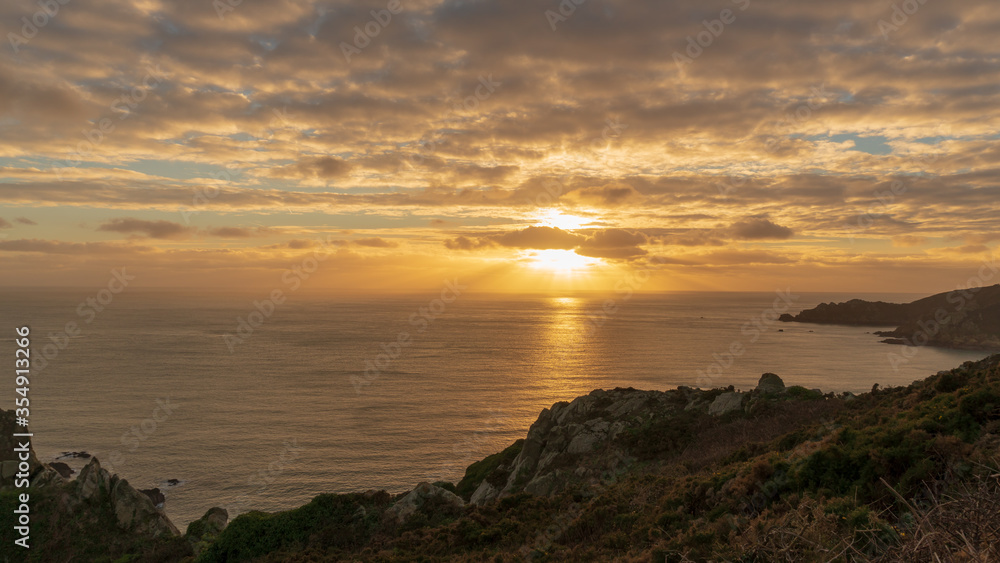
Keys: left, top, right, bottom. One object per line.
{"left": 73, "top": 457, "right": 180, "bottom": 537}
{"left": 780, "top": 284, "right": 1000, "bottom": 350}
{"left": 756, "top": 373, "right": 785, "bottom": 394}
{"left": 708, "top": 391, "right": 745, "bottom": 415}
{"left": 50, "top": 461, "right": 74, "bottom": 478}
{"left": 141, "top": 487, "right": 166, "bottom": 507}
{"left": 386, "top": 482, "right": 465, "bottom": 523}
{"left": 186, "top": 507, "right": 229, "bottom": 556}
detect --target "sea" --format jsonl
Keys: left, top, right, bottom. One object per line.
{"left": 0, "top": 289, "right": 990, "bottom": 528}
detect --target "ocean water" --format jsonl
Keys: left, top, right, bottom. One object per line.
{"left": 0, "top": 289, "right": 989, "bottom": 527}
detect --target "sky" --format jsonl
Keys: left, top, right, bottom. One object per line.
{"left": 1, "top": 0, "right": 998, "bottom": 294}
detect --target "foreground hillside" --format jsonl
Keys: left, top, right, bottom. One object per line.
{"left": 3, "top": 355, "right": 1000, "bottom": 562}
{"left": 779, "top": 283, "right": 1000, "bottom": 350}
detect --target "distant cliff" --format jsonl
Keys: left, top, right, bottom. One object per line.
{"left": 780, "top": 284, "right": 1000, "bottom": 350}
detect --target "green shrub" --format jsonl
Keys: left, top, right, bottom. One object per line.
{"left": 934, "top": 371, "right": 968, "bottom": 393}
{"left": 785, "top": 386, "right": 824, "bottom": 400}
{"left": 455, "top": 439, "right": 524, "bottom": 500}
{"left": 959, "top": 389, "right": 1000, "bottom": 423}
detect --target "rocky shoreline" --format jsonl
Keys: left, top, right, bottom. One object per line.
{"left": 779, "top": 284, "right": 1000, "bottom": 351}
{"left": 3, "top": 355, "right": 1000, "bottom": 561}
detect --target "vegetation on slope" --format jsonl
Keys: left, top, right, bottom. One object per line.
{"left": 3, "top": 354, "right": 998, "bottom": 562}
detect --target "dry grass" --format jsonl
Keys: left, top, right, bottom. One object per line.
{"left": 862, "top": 471, "right": 1000, "bottom": 563}
{"left": 676, "top": 399, "right": 842, "bottom": 470}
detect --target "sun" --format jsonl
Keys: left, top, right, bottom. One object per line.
{"left": 527, "top": 249, "right": 601, "bottom": 274}
{"left": 538, "top": 210, "right": 590, "bottom": 231}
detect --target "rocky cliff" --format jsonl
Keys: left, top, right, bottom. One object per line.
{"left": 780, "top": 284, "right": 1000, "bottom": 350}
{"left": 4, "top": 355, "right": 1000, "bottom": 561}
{"left": 0, "top": 411, "right": 225, "bottom": 561}
{"left": 195, "top": 355, "right": 1000, "bottom": 562}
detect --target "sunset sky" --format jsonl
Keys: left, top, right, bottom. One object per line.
{"left": 1, "top": 0, "right": 998, "bottom": 293}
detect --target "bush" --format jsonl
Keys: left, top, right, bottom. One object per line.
{"left": 959, "top": 389, "right": 1000, "bottom": 423}
{"left": 934, "top": 371, "right": 967, "bottom": 393}
{"left": 785, "top": 386, "right": 824, "bottom": 401}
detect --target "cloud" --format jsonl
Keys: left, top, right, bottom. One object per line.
{"left": 563, "top": 184, "right": 643, "bottom": 207}
{"left": 205, "top": 226, "right": 278, "bottom": 238}
{"left": 353, "top": 237, "right": 398, "bottom": 248}
{"left": 938, "top": 244, "right": 990, "bottom": 255}
{"left": 491, "top": 226, "right": 585, "bottom": 250}
{"left": 269, "top": 156, "right": 353, "bottom": 179}
{"left": 0, "top": 239, "right": 152, "bottom": 255}
{"left": 445, "top": 236, "right": 492, "bottom": 250}
{"left": 576, "top": 228, "right": 648, "bottom": 259}
{"left": 962, "top": 233, "right": 1000, "bottom": 245}
{"left": 286, "top": 239, "right": 318, "bottom": 249}
{"left": 97, "top": 218, "right": 194, "bottom": 239}
{"left": 444, "top": 226, "right": 585, "bottom": 251}
{"left": 0, "top": 218, "right": 10, "bottom": 229}
{"left": 728, "top": 218, "right": 795, "bottom": 240}
{"left": 1, "top": 0, "right": 999, "bottom": 291}
{"left": 444, "top": 227, "right": 648, "bottom": 260}
{"left": 892, "top": 235, "right": 928, "bottom": 247}
{"left": 14, "top": 217, "right": 36, "bottom": 225}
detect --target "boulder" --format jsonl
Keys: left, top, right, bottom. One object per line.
{"left": 31, "top": 465, "right": 67, "bottom": 488}
{"left": 757, "top": 373, "right": 786, "bottom": 394}
{"left": 111, "top": 477, "right": 180, "bottom": 537}
{"left": 186, "top": 507, "right": 229, "bottom": 557}
{"left": 186, "top": 507, "right": 229, "bottom": 542}
{"left": 76, "top": 458, "right": 112, "bottom": 501}
{"left": 386, "top": 482, "right": 464, "bottom": 524}
{"left": 708, "top": 392, "right": 744, "bottom": 416}
{"left": 141, "top": 487, "right": 166, "bottom": 507}
{"left": 50, "top": 461, "right": 74, "bottom": 478}
{"left": 74, "top": 458, "right": 179, "bottom": 537}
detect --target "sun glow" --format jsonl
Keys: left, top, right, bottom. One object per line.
{"left": 527, "top": 249, "right": 601, "bottom": 274}
{"left": 539, "top": 210, "right": 590, "bottom": 231}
